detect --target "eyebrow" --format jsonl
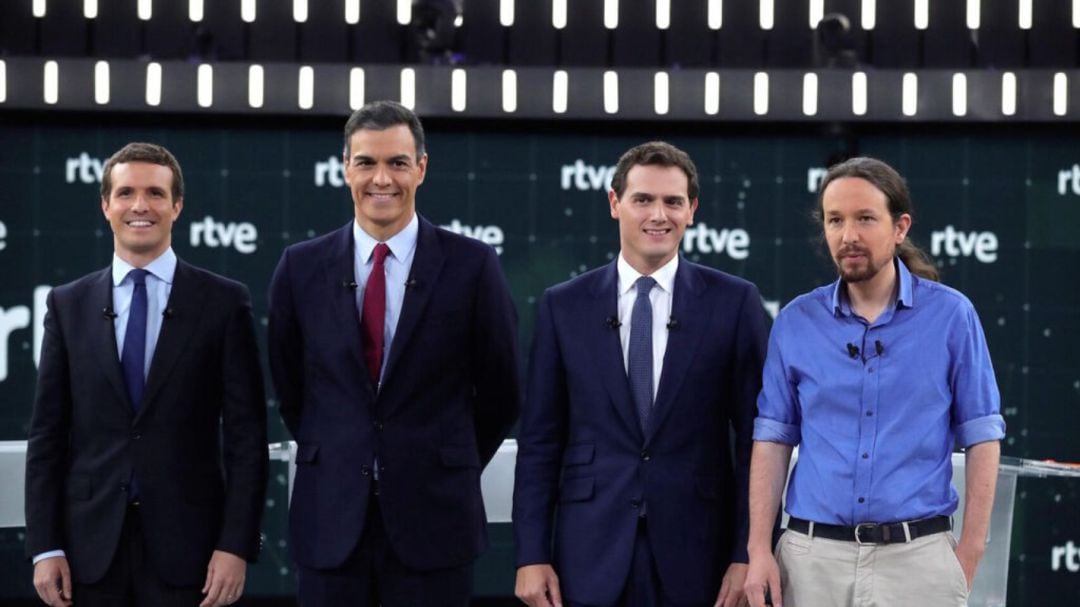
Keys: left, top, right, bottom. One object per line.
{"left": 351, "top": 153, "right": 413, "bottom": 163}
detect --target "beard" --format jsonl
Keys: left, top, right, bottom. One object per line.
{"left": 835, "top": 246, "right": 888, "bottom": 283}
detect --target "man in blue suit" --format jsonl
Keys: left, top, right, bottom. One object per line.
{"left": 513, "top": 141, "right": 768, "bottom": 607}
{"left": 268, "top": 101, "right": 520, "bottom": 606}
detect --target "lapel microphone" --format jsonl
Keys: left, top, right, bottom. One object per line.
{"left": 405, "top": 278, "right": 419, "bottom": 290}
{"left": 103, "top": 307, "right": 117, "bottom": 320}
{"left": 666, "top": 317, "right": 680, "bottom": 330}
{"left": 163, "top": 308, "right": 175, "bottom": 319}
{"left": 604, "top": 316, "right": 621, "bottom": 329}
{"left": 846, "top": 343, "right": 860, "bottom": 359}
{"left": 875, "top": 340, "right": 884, "bottom": 356}
{"left": 342, "top": 279, "right": 358, "bottom": 290}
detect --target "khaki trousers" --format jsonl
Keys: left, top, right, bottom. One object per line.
{"left": 776, "top": 528, "right": 970, "bottom": 607}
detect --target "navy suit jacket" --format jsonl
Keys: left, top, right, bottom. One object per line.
{"left": 513, "top": 258, "right": 768, "bottom": 606}
{"left": 268, "top": 216, "right": 520, "bottom": 571}
{"left": 25, "top": 261, "right": 268, "bottom": 586}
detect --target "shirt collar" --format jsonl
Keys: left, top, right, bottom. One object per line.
{"left": 353, "top": 213, "right": 419, "bottom": 263}
{"left": 617, "top": 253, "right": 679, "bottom": 296}
{"left": 831, "top": 256, "right": 915, "bottom": 316}
{"left": 112, "top": 247, "right": 177, "bottom": 286}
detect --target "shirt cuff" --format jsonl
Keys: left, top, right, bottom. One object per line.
{"left": 955, "top": 413, "right": 1006, "bottom": 447}
{"left": 32, "top": 550, "right": 66, "bottom": 564}
{"left": 753, "top": 417, "right": 800, "bottom": 445}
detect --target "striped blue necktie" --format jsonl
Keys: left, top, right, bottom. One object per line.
{"left": 628, "top": 276, "right": 656, "bottom": 433}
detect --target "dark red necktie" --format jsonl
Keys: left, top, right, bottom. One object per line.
{"left": 361, "top": 243, "right": 390, "bottom": 386}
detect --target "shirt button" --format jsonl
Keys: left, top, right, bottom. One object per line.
{"left": 868, "top": 367, "right": 874, "bottom": 373}
{"left": 862, "top": 453, "right": 869, "bottom": 459}
{"left": 866, "top": 410, "right": 874, "bottom": 417}
{"left": 858, "top": 497, "right": 865, "bottom": 503}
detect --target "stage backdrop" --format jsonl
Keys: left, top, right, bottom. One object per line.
{"left": 0, "top": 119, "right": 1076, "bottom": 605}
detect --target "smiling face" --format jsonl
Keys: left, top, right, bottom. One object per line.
{"left": 822, "top": 176, "right": 910, "bottom": 283}
{"left": 609, "top": 164, "right": 698, "bottom": 274}
{"left": 101, "top": 161, "right": 182, "bottom": 266}
{"left": 344, "top": 124, "right": 428, "bottom": 241}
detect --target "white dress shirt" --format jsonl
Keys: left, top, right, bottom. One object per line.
{"left": 616, "top": 253, "right": 678, "bottom": 401}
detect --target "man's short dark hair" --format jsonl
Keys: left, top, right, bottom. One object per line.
{"left": 343, "top": 100, "right": 426, "bottom": 159}
{"left": 100, "top": 142, "right": 184, "bottom": 203}
{"left": 610, "top": 141, "right": 700, "bottom": 201}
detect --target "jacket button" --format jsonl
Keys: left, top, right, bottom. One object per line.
{"left": 374, "top": 422, "right": 384, "bottom": 431}
{"left": 630, "top": 498, "right": 641, "bottom": 508}
{"left": 361, "top": 465, "right": 371, "bottom": 476}
{"left": 640, "top": 450, "right": 650, "bottom": 461}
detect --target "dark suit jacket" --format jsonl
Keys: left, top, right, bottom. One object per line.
{"left": 24, "top": 259, "right": 268, "bottom": 586}
{"left": 268, "top": 216, "right": 520, "bottom": 571}
{"left": 513, "top": 258, "right": 768, "bottom": 606}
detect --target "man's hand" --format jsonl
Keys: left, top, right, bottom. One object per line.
{"left": 200, "top": 550, "right": 246, "bottom": 607}
{"left": 954, "top": 540, "right": 985, "bottom": 591}
{"left": 744, "top": 551, "right": 782, "bottom": 607}
{"left": 715, "top": 562, "right": 749, "bottom": 607}
{"left": 515, "top": 564, "right": 563, "bottom": 607}
{"left": 33, "top": 556, "right": 73, "bottom": 607}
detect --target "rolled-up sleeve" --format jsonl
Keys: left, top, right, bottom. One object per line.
{"left": 753, "top": 318, "right": 802, "bottom": 446}
{"left": 949, "top": 302, "right": 1006, "bottom": 447}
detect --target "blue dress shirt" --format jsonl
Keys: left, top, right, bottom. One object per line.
{"left": 352, "top": 214, "right": 418, "bottom": 385}
{"left": 754, "top": 258, "right": 1006, "bottom": 526}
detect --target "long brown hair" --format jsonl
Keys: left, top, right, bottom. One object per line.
{"left": 817, "top": 156, "right": 940, "bottom": 281}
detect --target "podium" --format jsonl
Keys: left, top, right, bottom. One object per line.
{"left": 4, "top": 439, "right": 1078, "bottom": 606}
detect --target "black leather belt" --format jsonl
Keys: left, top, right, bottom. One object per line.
{"left": 788, "top": 515, "right": 951, "bottom": 545}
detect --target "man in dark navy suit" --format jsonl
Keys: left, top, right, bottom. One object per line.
{"left": 514, "top": 141, "right": 768, "bottom": 607}
{"left": 25, "top": 142, "right": 268, "bottom": 607}
{"left": 268, "top": 100, "right": 520, "bottom": 607}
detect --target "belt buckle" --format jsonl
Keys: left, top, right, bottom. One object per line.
{"left": 854, "top": 522, "right": 877, "bottom": 545}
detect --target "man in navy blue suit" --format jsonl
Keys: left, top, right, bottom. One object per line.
{"left": 513, "top": 141, "right": 768, "bottom": 607}
{"left": 268, "top": 101, "right": 520, "bottom": 606}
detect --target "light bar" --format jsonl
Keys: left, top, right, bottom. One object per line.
{"left": 1001, "top": 72, "right": 1017, "bottom": 116}
{"left": 349, "top": 67, "right": 365, "bottom": 110}
{"left": 902, "top": 72, "right": 918, "bottom": 116}
{"left": 145, "top": 62, "right": 162, "bottom": 106}
{"left": 861, "top": 0, "right": 876, "bottom": 30}
{"left": 197, "top": 63, "right": 213, "bottom": 108}
{"left": 810, "top": 0, "right": 824, "bottom": 29}
{"left": 293, "top": 0, "right": 308, "bottom": 23}
{"left": 84, "top": 0, "right": 98, "bottom": 19}
{"left": 451, "top": 68, "right": 467, "bottom": 112}
{"left": 708, "top": 0, "right": 723, "bottom": 29}
{"left": 654, "top": 72, "right": 669, "bottom": 115}
{"left": 248, "top": 65, "right": 264, "bottom": 108}
{"left": 298, "top": 66, "right": 314, "bottom": 110}
{"left": 33, "top": 0, "right": 46, "bottom": 18}
{"left": 914, "top": 0, "right": 928, "bottom": 30}
{"left": 604, "top": 0, "right": 618, "bottom": 30}
{"left": 1054, "top": 72, "right": 1068, "bottom": 116}
{"left": 760, "top": 0, "right": 774, "bottom": 30}
{"left": 44, "top": 61, "right": 58, "bottom": 105}
{"left": 397, "top": 0, "right": 411, "bottom": 25}
{"left": 552, "top": 70, "right": 568, "bottom": 113}
{"left": 952, "top": 73, "right": 967, "bottom": 117}
{"left": 553, "top": 0, "right": 567, "bottom": 29}
{"left": 138, "top": 0, "right": 152, "bottom": 21}
{"left": 754, "top": 72, "right": 769, "bottom": 115}
{"left": 501, "top": 69, "right": 517, "bottom": 113}
{"left": 0, "top": 61, "right": 6, "bottom": 103}
{"left": 241, "top": 0, "right": 256, "bottom": 23}
{"left": 345, "top": 0, "right": 360, "bottom": 24}
{"left": 603, "top": 71, "right": 619, "bottom": 114}
{"left": 656, "top": 0, "right": 670, "bottom": 29}
{"left": 189, "top": 0, "right": 204, "bottom": 22}
{"left": 1074, "top": 0, "right": 1080, "bottom": 28}
{"left": 803, "top": 73, "right": 818, "bottom": 116}
{"left": 705, "top": 72, "right": 720, "bottom": 115}
{"left": 966, "top": 0, "right": 980, "bottom": 30}
{"left": 852, "top": 71, "right": 868, "bottom": 115}
{"left": 400, "top": 67, "right": 415, "bottom": 109}
{"left": 94, "top": 61, "right": 109, "bottom": 105}
{"left": 1019, "top": 0, "right": 1032, "bottom": 30}
{"left": 500, "top": 0, "right": 514, "bottom": 27}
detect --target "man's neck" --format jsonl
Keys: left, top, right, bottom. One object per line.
{"left": 846, "top": 260, "right": 897, "bottom": 324}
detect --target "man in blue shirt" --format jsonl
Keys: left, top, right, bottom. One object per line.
{"left": 744, "top": 157, "right": 1005, "bottom": 607}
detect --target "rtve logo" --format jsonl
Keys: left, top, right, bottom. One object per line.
{"left": 66, "top": 152, "right": 105, "bottom": 184}
{"left": 930, "top": 225, "right": 999, "bottom": 263}
{"left": 560, "top": 160, "right": 615, "bottom": 191}
{"left": 1057, "top": 164, "right": 1080, "bottom": 195}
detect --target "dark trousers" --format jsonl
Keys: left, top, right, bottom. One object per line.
{"left": 569, "top": 517, "right": 684, "bottom": 607}
{"left": 297, "top": 488, "right": 473, "bottom": 607}
{"left": 74, "top": 504, "right": 205, "bottom": 607}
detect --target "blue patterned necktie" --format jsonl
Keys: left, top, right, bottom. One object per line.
{"left": 121, "top": 268, "right": 149, "bottom": 412}
{"left": 628, "top": 276, "right": 656, "bottom": 433}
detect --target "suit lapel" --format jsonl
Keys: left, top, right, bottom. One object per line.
{"left": 381, "top": 217, "right": 444, "bottom": 393}
{"left": 323, "top": 222, "right": 374, "bottom": 395}
{"left": 588, "top": 262, "right": 644, "bottom": 444}
{"left": 138, "top": 260, "right": 206, "bottom": 421}
{"left": 89, "top": 267, "right": 131, "bottom": 413}
{"left": 647, "top": 259, "right": 709, "bottom": 444}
